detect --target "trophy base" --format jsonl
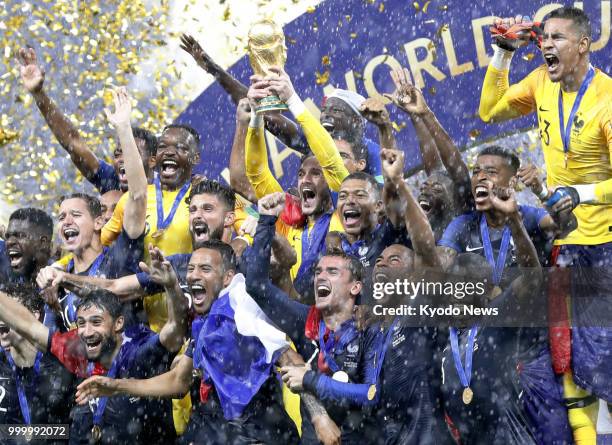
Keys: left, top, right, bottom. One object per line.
{"left": 255, "top": 95, "right": 289, "bottom": 114}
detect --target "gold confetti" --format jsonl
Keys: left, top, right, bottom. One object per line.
{"left": 413, "top": 2, "right": 420, "bottom": 11}
{"left": 350, "top": 32, "right": 357, "bottom": 39}
{"left": 428, "top": 86, "right": 436, "bottom": 95}
{"left": 469, "top": 129, "right": 481, "bottom": 140}
{"left": 379, "top": 3, "right": 385, "bottom": 12}
{"left": 315, "top": 70, "right": 330, "bottom": 85}
{"left": 0, "top": 127, "right": 19, "bottom": 146}
{"left": 222, "top": 6, "right": 230, "bottom": 21}
{"left": 422, "top": 1, "right": 431, "bottom": 13}
{"left": 436, "top": 24, "right": 449, "bottom": 37}
{"left": 321, "top": 55, "right": 330, "bottom": 66}
{"left": 522, "top": 53, "right": 536, "bottom": 61}
{"left": 345, "top": 15, "right": 352, "bottom": 22}
{"left": 438, "top": 5, "right": 448, "bottom": 11}
{"left": 306, "top": 6, "right": 316, "bottom": 13}
{"left": 0, "top": 0, "right": 185, "bottom": 211}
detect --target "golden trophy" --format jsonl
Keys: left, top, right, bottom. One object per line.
{"left": 247, "top": 19, "right": 289, "bottom": 114}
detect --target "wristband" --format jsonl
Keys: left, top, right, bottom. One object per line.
{"left": 249, "top": 109, "right": 263, "bottom": 128}
{"left": 537, "top": 187, "right": 550, "bottom": 201}
{"left": 286, "top": 93, "right": 306, "bottom": 117}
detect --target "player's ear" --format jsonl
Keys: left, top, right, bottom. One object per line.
{"left": 222, "top": 269, "right": 235, "bottom": 287}
{"left": 356, "top": 159, "right": 367, "bottom": 172}
{"left": 93, "top": 215, "right": 105, "bottom": 232}
{"left": 350, "top": 280, "right": 362, "bottom": 298}
{"left": 147, "top": 155, "right": 156, "bottom": 171}
{"left": 113, "top": 315, "right": 125, "bottom": 334}
{"left": 578, "top": 35, "right": 590, "bottom": 54}
{"left": 224, "top": 211, "right": 236, "bottom": 229}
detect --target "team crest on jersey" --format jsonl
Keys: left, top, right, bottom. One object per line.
{"left": 572, "top": 113, "right": 585, "bottom": 133}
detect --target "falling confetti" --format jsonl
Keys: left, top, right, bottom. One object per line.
{"left": 379, "top": 3, "right": 385, "bottom": 12}
{"left": 321, "top": 55, "right": 331, "bottom": 66}
{"left": 422, "top": 1, "right": 431, "bottom": 13}
{"left": 522, "top": 53, "right": 536, "bottom": 61}
{"left": 0, "top": 0, "right": 185, "bottom": 211}
{"left": 436, "top": 24, "right": 450, "bottom": 37}
{"left": 413, "top": 2, "right": 420, "bottom": 11}
{"left": 469, "top": 129, "right": 481, "bottom": 140}
{"left": 315, "top": 70, "right": 330, "bottom": 85}
{"left": 428, "top": 86, "right": 436, "bottom": 95}
{"left": 306, "top": 6, "right": 316, "bottom": 13}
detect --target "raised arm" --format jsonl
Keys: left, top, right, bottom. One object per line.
{"left": 75, "top": 353, "right": 193, "bottom": 404}
{"left": 244, "top": 193, "right": 309, "bottom": 340}
{"left": 17, "top": 47, "right": 100, "bottom": 180}
{"left": 104, "top": 87, "right": 147, "bottom": 239}
{"left": 139, "top": 246, "right": 189, "bottom": 353}
{"left": 244, "top": 80, "right": 284, "bottom": 199}
{"left": 382, "top": 149, "right": 440, "bottom": 266}
{"left": 179, "top": 34, "right": 306, "bottom": 155}
{"left": 229, "top": 99, "right": 258, "bottom": 202}
{"left": 380, "top": 149, "right": 406, "bottom": 229}
{"left": 386, "top": 67, "right": 472, "bottom": 208}
{"left": 0, "top": 290, "right": 49, "bottom": 352}
{"left": 359, "top": 97, "right": 398, "bottom": 151}
{"left": 479, "top": 17, "right": 538, "bottom": 123}
{"left": 385, "top": 67, "right": 441, "bottom": 174}
{"left": 267, "top": 67, "right": 349, "bottom": 192}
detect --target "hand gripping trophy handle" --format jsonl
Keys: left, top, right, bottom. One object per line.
{"left": 248, "top": 19, "right": 289, "bottom": 114}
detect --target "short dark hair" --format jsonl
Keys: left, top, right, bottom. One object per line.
{"left": 9, "top": 208, "right": 53, "bottom": 238}
{"left": 131, "top": 126, "right": 158, "bottom": 157}
{"left": 195, "top": 240, "right": 237, "bottom": 272}
{"left": 341, "top": 171, "right": 382, "bottom": 198}
{"left": 187, "top": 179, "right": 235, "bottom": 211}
{"left": 2, "top": 283, "right": 44, "bottom": 319}
{"left": 76, "top": 290, "right": 123, "bottom": 320}
{"left": 162, "top": 124, "right": 201, "bottom": 150}
{"left": 547, "top": 7, "right": 591, "bottom": 38}
{"left": 337, "top": 138, "right": 368, "bottom": 162}
{"left": 59, "top": 193, "right": 102, "bottom": 219}
{"left": 320, "top": 251, "right": 363, "bottom": 282}
{"left": 477, "top": 145, "right": 520, "bottom": 174}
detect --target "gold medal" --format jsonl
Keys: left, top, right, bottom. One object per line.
{"left": 462, "top": 387, "right": 473, "bottom": 405}
{"left": 91, "top": 425, "right": 102, "bottom": 442}
{"left": 151, "top": 229, "right": 165, "bottom": 239}
{"left": 332, "top": 371, "right": 349, "bottom": 382}
{"left": 491, "top": 285, "right": 502, "bottom": 298}
{"left": 367, "top": 384, "right": 377, "bottom": 401}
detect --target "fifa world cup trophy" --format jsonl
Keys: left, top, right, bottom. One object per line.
{"left": 247, "top": 19, "right": 289, "bottom": 114}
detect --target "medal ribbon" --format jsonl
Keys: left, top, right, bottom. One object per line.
{"left": 318, "top": 319, "right": 359, "bottom": 374}
{"left": 65, "top": 248, "right": 108, "bottom": 324}
{"left": 154, "top": 174, "right": 191, "bottom": 232}
{"left": 479, "top": 215, "right": 511, "bottom": 286}
{"left": 87, "top": 337, "right": 128, "bottom": 429}
{"left": 296, "top": 213, "right": 332, "bottom": 281}
{"left": 2, "top": 348, "right": 43, "bottom": 424}
{"left": 373, "top": 317, "right": 400, "bottom": 383}
{"left": 449, "top": 326, "right": 478, "bottom": 391}
{"left": 558, "top": 65, "right": 595, "bottom": 156}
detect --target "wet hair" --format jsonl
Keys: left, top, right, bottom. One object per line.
{"left": 477, "top": 145, "right": 520, "bottom": 174}
{"left": 76, "top": 290, "right": 123, "bottom": 320}
{"left": 195, "top": 240, "right": 237, "bottom": 272}
{"left": 59, "top": 193, "right": 102, "bottom": 219}
{"left": 341, "top": 171, "right": 382, "bottom": 198}
{"left": 321, "top": 251, "right": 363, "bottom": 282}
{"left": 187, "top": 179, "right": 235, "bottom": 211}
{"left": 131, "top": 126, "right": 158, "bottom": 157}
{"left": 162, "top": 124, "right": 201, "bottom": 151}
{"left": 2, "top": 283, "right": 44, "bottom": 319}
{"left": 547, "top": 6, "right": 591, "bottom": 39}
{"left": 336, "top": 137, "right": 368, "bottom": 164}
{"left": 9, "top": 208, "right": 53, "bottom": 238}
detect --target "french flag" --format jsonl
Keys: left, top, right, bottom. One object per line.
{"left": 192, "top": 273, "right": 289, "bottom": 420}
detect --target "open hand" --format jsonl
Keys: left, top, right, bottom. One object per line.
{"left": 180, "top": 34, "right": 216, "bottom": 72}
{"left": 384, "top": 67, "right": 428, "bottom": 115}
{"left": 17, "top": 47, "right": 45, "bottom": 93}
{"left": 75, "top": 376, "right": 119, "bottom": 405}
{"left": 139, "top": 244, "right": 178, "bottom": 288}
{"left": 104, "top": 87, "right": 132, "bottom": 128}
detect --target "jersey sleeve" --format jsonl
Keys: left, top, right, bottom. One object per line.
{"left": 245, "top": 125, "right": 283, "bottom": 199}
{"left": 104, "top": 229, "right": 145, "bottom": 278}
{"left": 101, "top": 190, "right": 127, "bottom": 246}
{"left": 479, "top": 64, "right": 540, "bottom": 123}
{"left": 595, "top": 99, "right": 612, "bottom": 203}
{"left": 437, "top": 213, "right": 472, "bottom": 252}
{"left": 48, "top": 329, "right": 89, "bottom": 378}
{"left": 294, "top": 109, "right": 349, "bottom": 192}
{"left": 89, "top": 160, "right": 120, "bottom": 194}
